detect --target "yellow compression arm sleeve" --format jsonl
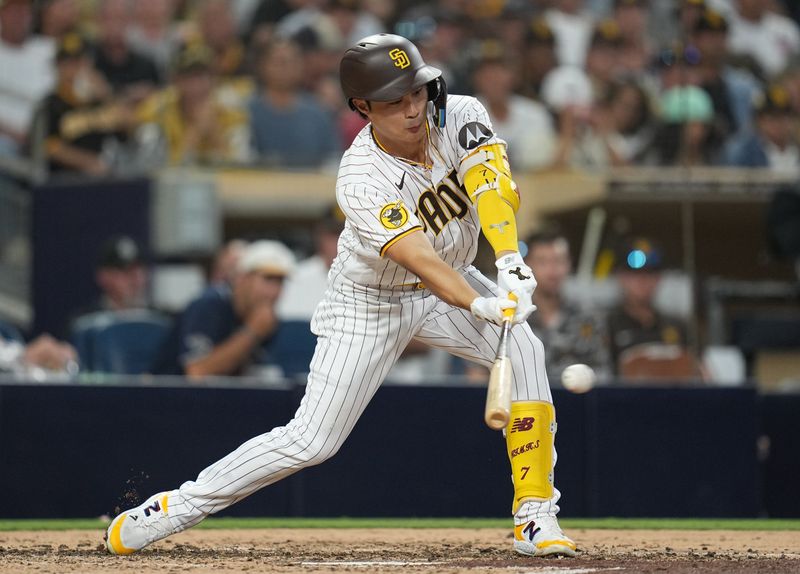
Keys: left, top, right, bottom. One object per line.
{"left": 461, "top": 144, "right": 521, "bottom": 255}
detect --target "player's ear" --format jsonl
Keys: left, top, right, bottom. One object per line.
{"left": 352, "top": 98, "right": 371, "bottom": 117}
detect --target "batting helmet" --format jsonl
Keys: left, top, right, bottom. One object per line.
{"left": 340, "top": 33, "right": 448, "bottom": 127}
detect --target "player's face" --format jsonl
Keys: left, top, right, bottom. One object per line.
{"left": 525, "top": 240, "right": 570, "bottom": 296}
{"left": 361, "top": 86, "right": 429, "bottom": 151}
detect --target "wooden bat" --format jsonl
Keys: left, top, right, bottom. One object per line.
{"left": 484, "top": 294, "right": 517, "bottom": 430}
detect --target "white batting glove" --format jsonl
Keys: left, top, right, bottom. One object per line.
{"left": 496, "top": 252, "right": 537, "bottom": 323}
{"left": 470, "top": 296, "right": 517, "bottom": 326}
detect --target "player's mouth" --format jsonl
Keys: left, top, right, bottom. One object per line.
{"left": 407, "top": 123, "right": 423, "bottom": 134}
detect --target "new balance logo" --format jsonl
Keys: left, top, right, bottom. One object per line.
{"left": 523, "top": 521, "right": 541, "bottom": 541}
{"left": 510, "top": 267, "right": 531, "bottom": 281}
{"left": 143, "top": 501, "right": 161, "bottom": 518}
{"left": 510, "top": 417, "right": 535, "bottom": 433}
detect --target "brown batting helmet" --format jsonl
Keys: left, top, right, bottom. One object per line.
{"left": 340, "top": 33, "right": 448, "bottom": 127}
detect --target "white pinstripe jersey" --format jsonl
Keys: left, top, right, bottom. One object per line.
{"left": 332, "top": 94, "right": 506, "bottom": 288}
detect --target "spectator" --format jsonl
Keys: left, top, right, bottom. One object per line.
{"left": 127, "top": 0, "right": 182, "bottom": 78}
{"left": 177, "top": 240, "right": 295, "bottom": 378}
{"left": 646, "top": 84, "right": 721, "bottom": 165}
{"left": 544, "top": 0, "right": 595, "bottom": 68}
{"left": 278, "top": 204, "right": 344, "bottom": 320}
{"left": 520, "top": 17, "right": 558, "bottom": 99}
{"left": 248, "top": 37, "right": 340, "bottom": 168}
{"left": 724, "top": 85, "right": 800, "bottom": 172}
{"left": 92, "top": 0, "right": 161, "bottom": 106}
{"left": 676, "top": 0, "right": 708, "bottom": 39}
{"left": 0, "top": 320, "right": 77, "bottom": 375}
{"left": 0, "top": 0, "right": 55, "bottom": 158}
{"left": 593, "top": 78, "right": 655, "bottom": 165}
{"left": 325, "top": 0, "right": 386, "bottom": 47}
{"left": 134, "top": 42, "right": 250, "bottom": 166}
{"left": 37, "top": 0, "right": 82, "bottom": 42}
{"left": 585, "top": 19, "right": 624, "bottom": 101}
{"left": 194, "top": 0, "right": 250, "bottom": 82}
{"left": 524, "top": 231, "right": 611, "bottom": 385}
{"left": 611, "top": 0, "right": 653, "bottom": 75}
{"left": 71, "top": 235, "right": 149, "bottom": 323}
{"left": 42, "top": 33, "right": 129, "bottom": 176}
{"left": 470, "top": 41, "right": 555, "bottom": 171}
{"left": 691, "top": 8, "right": 761, "bottom": 138}
{"left": 209, "top": 238, "right": 248, "bottom": 286}
{"left": 606, "top": 237, "right": 691, "bottom": 374}
{"left": 541, "top": 65, "right": 618, "bottom": 170}
{"left": 725, "top": 0, "right": 800, "bottom": 79}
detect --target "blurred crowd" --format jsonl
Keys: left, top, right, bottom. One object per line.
{"left": 1, "top": 0, "right": 800, "bottom": 176}
{"left": 0, "top": 225, "right": 717, "bottom": 388}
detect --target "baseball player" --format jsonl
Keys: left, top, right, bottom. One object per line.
{"left": 105, "top": 33, "right": 576, "bottom": 558}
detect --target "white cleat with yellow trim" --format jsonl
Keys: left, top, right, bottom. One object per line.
{"left": 513, "top": 515, "right": 577, "bottom": 557}
{"left": 105, "top": 491, "right": 179, "bottom": 555}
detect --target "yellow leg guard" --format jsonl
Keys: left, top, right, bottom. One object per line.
{"left": 506, "top": 401, "right": 555, "bottom": 513}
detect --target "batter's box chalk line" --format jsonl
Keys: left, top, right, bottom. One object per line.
{"left": 300, "top": 563, "right": 624, "bottom": 573}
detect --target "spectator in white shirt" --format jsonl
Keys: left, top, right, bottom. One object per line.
{"left": 0, "top": 0, "right": 55, "bottom": 157}
{"left": 726, "top": 0, "right": 800, "bottom": 78}
{"left": 471, "top": 41, "right": 556, "bottom": 172}
{"left": 545, "top": 0, "right": 595, "bottom": 68}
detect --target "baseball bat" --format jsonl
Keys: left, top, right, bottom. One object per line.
{"left": 484, "top": 294, "right": 517, "bottom": 430}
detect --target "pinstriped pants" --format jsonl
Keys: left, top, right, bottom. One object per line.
{"left": 168, "top": 266, "right": 559, "bottom": 528}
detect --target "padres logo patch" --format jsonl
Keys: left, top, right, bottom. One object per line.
{"left": 389, "top": 48, "right": 410, "bottom": 69}
{"left": 379, "top": 201, "right": 409, "bottom": 230}
{"left": 458, "top": 121, "right": 493, "bottom": 150}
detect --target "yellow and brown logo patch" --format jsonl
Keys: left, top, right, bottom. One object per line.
{"left": 379, "top": 201, "right": 409, "bottom": 230}
{"left": 389, "top": 48, "right": 410, "bottom": 69}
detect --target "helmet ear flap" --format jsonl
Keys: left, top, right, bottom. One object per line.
{"left": 427, "top": 76, "right": 447, "bottom": 128}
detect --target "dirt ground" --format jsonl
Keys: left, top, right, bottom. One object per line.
{"left": 1, "top": 527, "right": 798, "bottom": 574}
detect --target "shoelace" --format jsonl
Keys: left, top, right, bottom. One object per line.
{"left": 131, "top": 505, "right": 174, "bottom": 543}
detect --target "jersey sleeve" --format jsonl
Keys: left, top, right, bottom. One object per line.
{"left": 336, "top": 183, "right": 423, "bottom": 256}
{"left": 446, "top": 96, "right": 507, "bottom": 167}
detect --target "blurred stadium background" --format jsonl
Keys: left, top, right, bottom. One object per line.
{"left": 1, "top": 0, "right": 799, "bottom": 520}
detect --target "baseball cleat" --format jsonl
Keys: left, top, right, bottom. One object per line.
{"left": 513, "top": 515, "right": 577, "bottom": 557}
{"left": 105, "top": 491, "right": 178, "bottom": 555}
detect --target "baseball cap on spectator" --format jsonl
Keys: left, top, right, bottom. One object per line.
{"left": 754, "top": 85, "right": 793, "bottom": 116}
{"left": 541, "top": 66, "right": 594, "bottom": 111}
{"left": 615, "top": 237, "right": 664, "bottom": 272}
{"left": 659, "top": 85, "right": 713, "bottom": 123}
{"left": 590, "top": 20, "right": 623, "bottom": 48}
{"left": 693, "top": 8, "right": 728, "bottom": 34}
{"left": 173, "top": 43, "right": 213, "bottom": 74}
{"left": 237, "top": 241, "right": 296, "bottom": 277}
{"left": 525, "top": 17, "right": 555, "bottom": 47}
{"left": 97, "top": 235, "right": 144, "bottom": 269}
{"left": 56, "top": 32, "right": 88, "bottom": 61}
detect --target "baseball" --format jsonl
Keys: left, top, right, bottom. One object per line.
{"left": 561, "top": 364, "right": 596, "bottom": 394}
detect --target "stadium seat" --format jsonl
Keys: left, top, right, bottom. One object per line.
{"left": 71, "top": 310, "right": 172, "bottom": 375}
{"left": 0, "top": 320, "right": 24, "bottom": 343}
{"left": 259, "top": 320, "right": 318, "bottom": 378}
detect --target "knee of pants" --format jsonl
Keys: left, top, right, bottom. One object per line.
{"left": 285, "top": 418, "right": 349, "bottom": 468}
